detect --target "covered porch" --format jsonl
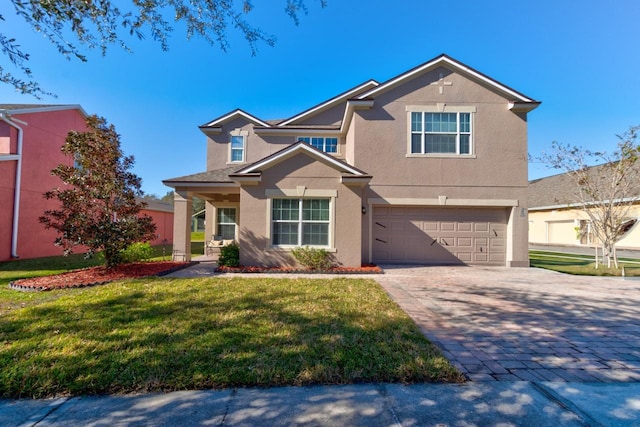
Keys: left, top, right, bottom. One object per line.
{"left": 163, "top": 168, "right": 241, "bottom": 262}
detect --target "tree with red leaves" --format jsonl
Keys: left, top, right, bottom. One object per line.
{"left": 40, "top": 115, "right": 156, "bottom": 268}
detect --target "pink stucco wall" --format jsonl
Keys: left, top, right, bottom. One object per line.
{"left": 0, "top": 108, "right": 173, "bottom": 262}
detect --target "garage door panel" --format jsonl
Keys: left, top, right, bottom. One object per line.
{"left": 474, "top": 222, "right": 489, "bottom": 232}
{"left": 458, "top": 222, "right": 472, "bottom": 232}
{"left": 457, "top": 237, "right": 472, "bottom": 248}
{"left": 372, "top": 207, "right": 507, "bottom": 265}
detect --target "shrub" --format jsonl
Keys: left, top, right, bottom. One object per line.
{"left": 291, "top": 246, "right": 333, "bottom": 270}
{"left": 218, "top": 242, "right": 240, "bottom": 267}
{"left": 120, "top": 242, "right": 154, "bottom": 263}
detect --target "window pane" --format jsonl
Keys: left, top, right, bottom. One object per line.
{"left": 231, "top": 149, "right": 243, "bottom": 162}
{"left": 460, "top": 135, "right": 470, "bottom": 154}
{"left": 411, "top": 112, "right": 422, "bottom": 132}
{"left": 273, "top": 222, "right": 298, "bottom": 245}
{"left": 218, "top": 224, "right": 235, "bottom": 240}
{"left": 411, "top": 133, "right": 422, "bottom": 153}
{"left": 303, "top": 199, "right": 329, "bottom": 221}
{"left": 299, "top": 137, "right": 311, "bottom": 143}
{"left": 272, "top": 199, "right": 299, "bottom": 221}
{"left": 231, "top": 136, "right": 244, "bottom": 149}
{"left": 325, "top": 138, "right": 337, "bottom": 153}
{"left": 310, "top": 137, "right": 324, "bottom": 150}
{"left": 217, "top": 208, "right": 236, "bottom": 224}
{"left": 425, "top": 134, "right": 456, "bottom": 153}
{"left": 302, "top": 223, "right": 328, "bottom": 245}
{"left": 460, "top": 113, "right": 470, "bottom": 133}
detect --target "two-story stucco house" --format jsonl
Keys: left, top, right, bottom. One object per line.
{"left": 164, "top": 54, "right": 540, "bottom": 267}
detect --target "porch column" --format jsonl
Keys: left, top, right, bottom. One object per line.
{"left": 173, "top": 190, "right": 192, "bottom": 261}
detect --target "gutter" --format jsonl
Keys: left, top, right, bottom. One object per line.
{"left": 0, "top": 111, "right": 26, "bottom": 258}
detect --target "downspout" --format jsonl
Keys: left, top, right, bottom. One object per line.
{"left": 0, "top": 111, "right": 25, "bottom": 258}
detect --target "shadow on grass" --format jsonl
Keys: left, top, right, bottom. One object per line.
{"left": 0, "top": 277, "right": 462, "bottom": 398}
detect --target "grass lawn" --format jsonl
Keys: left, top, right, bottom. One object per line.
{"left": 0, "top": 277, "right": 463, "bottom": 398}
{"left": 530, "top": 250, "right": 640, "bottom": 276}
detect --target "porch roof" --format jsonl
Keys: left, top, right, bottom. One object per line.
{"left": 162, "top": 165, "right": 241, "bottom": 187}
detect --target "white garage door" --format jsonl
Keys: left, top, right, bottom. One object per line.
{"left": 372, "top": 206, "right": 508, "bottom": 265}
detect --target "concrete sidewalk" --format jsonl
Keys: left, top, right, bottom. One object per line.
{"left": 3, "top": 381, "right": 640, "bottom": 426}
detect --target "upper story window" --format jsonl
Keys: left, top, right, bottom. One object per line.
{"left": 409, "top": 109, "right": 473, "bottom": 155}
{"left": 230, "top": 135, "right": 245, "bottom": 162}
{"left": 299, "top": 137, "right": 338, "bottom": 154}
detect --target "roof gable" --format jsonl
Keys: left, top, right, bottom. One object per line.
{"left": 356, "top": 54, "right": 539, "bottom": 107}
{"left": 200, "top": 109, "right": 270, "bottom": 130}
{"left": 232, "top": 141, "right": 368, "bottom": 176}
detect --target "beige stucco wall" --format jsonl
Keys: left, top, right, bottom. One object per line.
{"left": 349, "top": 66, "right": 530, "bottom": 267}
{"left": 205, "top": 118, "right": 347, "bottom": 171}
{"left": 529, "top": 206, "right": 640, "bottom": 249}
{"left": 238, "top": 153, "right": 363, "bottom": 267}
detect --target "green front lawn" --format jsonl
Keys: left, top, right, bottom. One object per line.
{"left": 530, "top": 250, "right": 640, "bottom": 276}
{"left": 0, "top": 277, "right": 462, "bottom": 398}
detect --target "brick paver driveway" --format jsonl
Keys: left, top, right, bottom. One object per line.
{"left": 375, "top": 266, "right": 640, "bottom": 382}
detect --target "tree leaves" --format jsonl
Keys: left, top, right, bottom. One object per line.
{"left": 39, "top": 115, "right": 157, "bottom": 268}
{"left": 2, "top": 0, "right": 323, "bottom": 97}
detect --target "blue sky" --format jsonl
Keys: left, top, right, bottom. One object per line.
{"left": 1, "top": 1, "right": 639, "bottom": 197}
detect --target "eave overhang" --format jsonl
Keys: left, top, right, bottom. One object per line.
{"left": 340, "top": 175, "right": 372, "bottom": 187}
{"left": 508, "top": 101, "right": 542, "bottom": 113}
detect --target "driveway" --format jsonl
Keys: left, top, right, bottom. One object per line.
{"left": 374, "top": 266, "right": 640, "bottom": 382}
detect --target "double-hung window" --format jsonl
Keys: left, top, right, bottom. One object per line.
{"left": 230, "top": 135, "right": 245, "bottom": 162}
{"left": 272, "top": 198, "right": 330, "bottom": 246}
{"left": 298, "top": 137, "right": 338, "bottom": 154}
{"left": 217, "top": 208, "right": 236, "bottom": 240}
{"left": 410, "top": 111, "right": 472, "bottom": 155}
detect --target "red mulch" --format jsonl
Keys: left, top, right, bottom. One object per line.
{"left": 216, "top": 264, "right": 383, "bottom": 274}
{"left": 9, "top": 262, "right": 193, "bottom": 292}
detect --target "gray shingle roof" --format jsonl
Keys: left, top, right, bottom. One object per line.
{"left": 163, "top": 165, "right": 242, "bottom": 184}
{"left": 529, "top": 162, "right": 640, "bottom": 208}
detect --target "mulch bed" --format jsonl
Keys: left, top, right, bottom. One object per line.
{"left": 216, "top": 264, "right": 383, "bottom": 274}
{"left": 9, "top": 261, "right": 194, "bottom": 292}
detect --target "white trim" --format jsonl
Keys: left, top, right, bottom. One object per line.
{"left": 0, "top": 105, "right": 88, "bottom": 117}
{"left": 238, "top": 143, "right": 366, "bottom": 176}
{"left": 278, "top": 80, "right": 379, "bottom": 126}
{"left": 529, "top": 196, "right": 640, "bottom": 212}
{"left": 202, "top": 109, "right": 271, "bottom": 128}
{"left": 357, "top": 56, "right": 536, "bottom": 103}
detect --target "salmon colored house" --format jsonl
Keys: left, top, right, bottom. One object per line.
{"left": 164, "top": 54, "right": 540, "bottom": 267}
{"left": 0, "top": 105, "right": 173, "bottom": 261}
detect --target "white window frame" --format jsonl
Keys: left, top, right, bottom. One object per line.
{"left": 265, "top": 189, "right": 337, "bottom": 250}
{"left": 216, "top": 207, "right": 237, "bottom": 240}
{"left": 406, "top": 105, "right": 476, "bottom": 157}
{"left": 298, "top": 136, "right": 339, "bottom": 154}
{"left": 228, "top": 129, "right": 248, "bottom": 163}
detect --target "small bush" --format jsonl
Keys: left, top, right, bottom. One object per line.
{"left": 120, "top": 242, "right": 154, "bottom": 263}
{"left": 218, "top": 242, "right": 240, "bottom": 267}
{"left": 291, "top": 246, "right": 333, "bottom": 270}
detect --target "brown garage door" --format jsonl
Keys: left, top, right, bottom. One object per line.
{"left": 372, "top": 206, "right": 508, "bottom": 265}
